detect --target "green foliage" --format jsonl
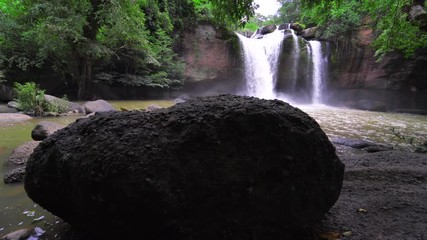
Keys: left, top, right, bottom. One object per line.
{"left": 280, "top": 0, "right": 427, "bottom": 59}
{"left": 13, "top": 82, "right": 46, "bottom": 115}
{"left": 362, "top": 0, "right": 427, "bottom": 60}
{"left": 13, "top": 82, "right": 69, "bottom": 115}
{"left": 299, "top": 0, "right": 362, "bottom": 40}
{"left": 192, "top": 0, "right": 256, "bottom": 27}
{"left": 1, "top": 0, "right": 257, "bottom": 99}
{"left": 390, "top": 127, "right": 427, "bottom": 153}
{"left": 278, "top": 0, "right": 300, "bottom": 23}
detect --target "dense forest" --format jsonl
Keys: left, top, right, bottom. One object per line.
{"left": 1, "top": 0, "right": 426, "bottom": 99}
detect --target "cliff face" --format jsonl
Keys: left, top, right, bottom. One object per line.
{"left": 178, "top": 24, "right": 243, "bottom": 96}
{"left": 326, "top": 27, "right": 427, "bottom": 112}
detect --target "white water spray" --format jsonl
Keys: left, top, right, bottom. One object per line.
{"left": 309, "top": 41, "right": 325, "bottom": 104}
{"left": 237, "top": 29, "right": 284, "bottom": 99}
{"left": 289, "top": 29, "right": 300, "bottom": 91}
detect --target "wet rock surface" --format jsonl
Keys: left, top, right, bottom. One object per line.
{"left": 3, "top": 141, "right": 40, "bottom": 184}
{"left": 25, "top": 95, "right": 344, "bottom": 240}
{"left": 4, "top": 141, "right": 40, "bottom": 167}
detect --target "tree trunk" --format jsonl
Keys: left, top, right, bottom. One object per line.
{"left": 77, "top": 57, "right": 94, "bottom": 100}
{"left": 76, "top": 0, "right": 101, "bottom": 100}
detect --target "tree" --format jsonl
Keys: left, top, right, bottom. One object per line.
{"left": 1, "top": 0, "right": 257, "bottom": 99}
{"left": 278, "top": 0, "right": 427, "bottom": 59}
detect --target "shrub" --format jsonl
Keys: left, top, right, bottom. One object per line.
{"left": 13, "top": 82, "right": 68, "bottom": 115}
{"left": 14, "top": 82, "right": 45, "bottom": 115}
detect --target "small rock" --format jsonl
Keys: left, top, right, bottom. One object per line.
{"left": 31, "top": 121, "right": 65, "bottom": 141}
{"left": 1, "top": 228, "right": 33, "bottom": 240}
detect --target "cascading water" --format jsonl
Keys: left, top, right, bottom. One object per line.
{"left": 237, "top": 26, "right": 328, "bottom": 104}
{"left": 308, "top": 41, "right": 326, "bottom": 104}
{"left": 237, "top": 29, "right": 284, "bottom": 99}
{"left": 289, "top": 28, "right": 300, "bottom": 92}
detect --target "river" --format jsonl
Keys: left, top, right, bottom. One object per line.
{"left": 0, "top": 100, "right": 426, "bottom": 239}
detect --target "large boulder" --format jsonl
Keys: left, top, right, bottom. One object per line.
{"left": 31, "top": 121, "right": 65, "bottom": 141}
{"left": 260, "top": 24, "right": 277, "bottom": 35}
{"left": 25, "top": 95, "right": 344, "bottom": 239}
{"left": 409, "top": 5, "right": 427, "bottom": 30}
{"left": 82, "top": 99, "right": 115, "bottom": 114}
{"left": 302, "top": 27, "right": 318, "bottom": 40}
{"left": 0, "top": 113, "right": 32, "bottom": 124}
{"left": 44, "top": 95, "right": 85, "bottom": 114}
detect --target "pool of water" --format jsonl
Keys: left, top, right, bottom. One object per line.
{"left": 0, "top": 101, "right": 426, "bottom": 238}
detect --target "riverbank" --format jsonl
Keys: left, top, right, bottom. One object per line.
{"left": 317, "top": 146, "right": 427, "bottom": 240}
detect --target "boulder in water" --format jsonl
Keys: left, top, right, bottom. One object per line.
{"left": 25, "top": 95, "right": 344, "bottom": 239}
{"left": 31, "top": 121, "right": 65, "bottom": 141}
{"left": 82, "top": 99, "right": 115, "bottom": 114}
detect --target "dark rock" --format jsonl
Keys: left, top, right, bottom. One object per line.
{"left": 290, "top": 23, "right": 303, "bottom": 34}
{"left": 0, "top": 84, "right": 14, "bottom": 102}
{"left": 354, "top": 99, "right": 387, "bottom": 112}
{"left": 331, "top": 138, "right": 373, "bottom": 149}
{"left": 82, "top": 100, "right": 115, "bottom": 114}
{"left": 363, "top": 145, "right": 393, "bottom": 153}
{"left": 302, "top": 27, "right": 318, "bottom": 40}
{"left": 260, "top": 24, "right": 277, "bottom": 35}
{"left": 278, "top": 23, "right": 289, "bottom": 30}
{"left": 0, "top": 104, "right": 18, "bottom": 113}
{"left": 409, "top": 5, "right": 427, "bottom": 30}
{"left": 4, "top": 167, "right": 25, "bottom": 184}
{"left": 31, "top": 121, "right": 65, "bottom": 141}
{"left": 0, "top": 228, "right": 33, "bottom": 240}
{"left": 331, "top": 137, "right": 392, "bottom": 152}
{"left": 4, "top": 141, "right": 40, "bottom": 167}
{"left": 25, "top": 95, "right": 344, "bottom": 240}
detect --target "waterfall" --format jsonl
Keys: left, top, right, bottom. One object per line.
{"left": 237, "top": 27, "right": 328, "bottom": 105}
{"left": 237, "top": 29, "right": 284, "bottom": 99}
{"left": 289, "top": 29, "right": 300, "bottom": 92}
{"left": 308, "top": 41, "right": 326, "bottom": 104}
